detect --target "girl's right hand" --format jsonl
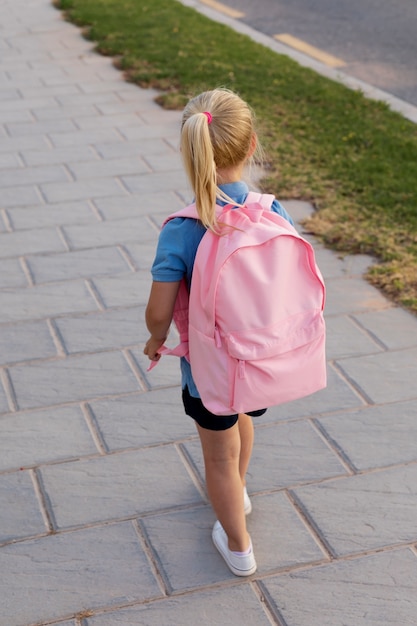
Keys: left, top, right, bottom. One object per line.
{"left": 143, "top": 335, "right": 166, "bottom": 361}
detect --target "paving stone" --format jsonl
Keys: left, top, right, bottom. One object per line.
{"left": 0, "top": 73, "right": 42, "bottom": 89}
{"left": 262, "top": 549, "right": 417, "bottom": 626}
{"left": 20, "top": 145, "right": 98, "bottom": 166}
{"left": 0, "top": 280, "right": 97, "bottom": 324}
{"left": 86, "top": 585, "right": 272, "bottom": 626}
{"left": 123, "top": 241, "right": 161, "bottom": 269}
{"left": 31, "top": 104, "right": 98, "bottom": 121}
{"left": 336, "top": 346, "right": 417, "bottom": 403}
{"left": 325, "top": 315, "right": 384, "bottom": 359}
{"left": 0, "top": 107, "right": 32, "bottom": 123}
{"left": 144, "top": 153, "right": 183, "bottom": 172}
{"left": 121, "top": 171, "right": 189, "bottom": 195}
{"left": 118, "top": 123, "right": 180, "bottom": 142}
{"left": 249, "top": 491, "right": 327, "bottom": 571}
{"left": 10, "top": 350, "right": 141, "bottom": 410}
{"left": 0, "top": 384, "right": 11, "bottom": 415}
{"left": 54, "top": 89, "right": 121, "bottom": 104}
{"left": 7, "top": 199, "right": 98, "bottom": 229}
{"left": 69, "top": 66, "right": 120, "bottom": 83}
{"left": 184, "top": 419, "right": 347, "bottom": 492}
{"left": 76, "top": 78, "right": 136, "bottom": 94}
{"left": 40, "top": 177, "right": 126, "bottom": 203}
{"left": 92, "top": 271, "right": 152, "bottom": 308}
{"left": 94, "top": 137, "right": 169, "bottom": 159}
{"left": 117, "top": 89, "right": 162, "bottom": 103}
{"left": 27, "top": 246, "right": 130, "bottom": 284}
{"left": 0, "top": 152, "right": 21, "bottom": 168}
{"left": 19, "top": 83, "right": 79, "bottom": 97}
{"left": 67, "top": 156, "right": 149, "bottom": 180}
{"left": 277, "top": 199, "right": 309, "bottom": 222}
{"left": 0, "top": 319, "right": 57, "bottom": 365}
{"left": 292, "top": 464, "right": 417, "bottom": 556}
{"left": 0, "top": 226, "right": 66, "bottom": 258}
{"left": 6, "top": 118, "right": 76, "bottom": 136}
{"left": 261, "top": 365, "right": 366, "bottom": 423}
{"left": 316, "top": 248, "right": 374, "bottom": 278}
{"left": 143, "top": 491, "right": 325, "bottom": 591}
{"left": 0, "top": 522, "right": 162, "bottom": 626}
{"left": 354, "top": 306, "right": 417, "bottom": 350}
{"left": 0, "top": 184, "right": 42, "bottom": 207}
{"left": 0, "top": 258, "right": 28, "bottom": 288}
{"left": 131, "top": 345, "right": 182, "bottom": 389}
{"left": 317, "top": 400, "right": 417, "bottom": 470}
{"left": 0, "top": 89, "right": 19, "bottom": 102}
{"left": 0, "top": 471, "right": 46, "bottom": 543}
{"left": 96, "top": 97, "right": 160, "bottom": 116}
{"left": 73, "top": 113, "right": 141, "bottom": 130}
{"left": 0, "top": 163, "right": 68, "bottom": 187}
{"left": 324, "top": 276, "right": 390, "bottom": 314}
{"left": 40, "top": 446, "right": 203, "bottom": 528}
{"left": 0, "top": 97, "right": 57, "bottom": 114}
{"left": 141, "top": 507, "right": 224, "bottom": 591}
{"left": 139, "top": 109, "right": 182, "bottom": 126}
{"left": 63, "top": 215, "right": 156, "bottom": 249}
{"left": 48, "top": 127, "right": 123, "bottom": 147}
{"left": 93, "top": 191, "right": 182, "bottom": 221}
{"left": 89, "top": 388, "right": 196, "bottom": 451}
{"left": 55, "top": 306, "right": 143, "bottom": 354}
{"left": 0, "top": 405, "right": 97, "bottom": 471}
{"left": 249, "top": 420, "right": 348, "bottom": 489}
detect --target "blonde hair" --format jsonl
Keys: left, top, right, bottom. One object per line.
{"left": 180, "top": 88, "right": 258, "bottom": 232}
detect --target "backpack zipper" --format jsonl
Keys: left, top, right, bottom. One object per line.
{"left": 214, "top": 327, "right": 222, "bottom": 348}
{"left": 238, "top": 360, "right": 246, "bottom": 378}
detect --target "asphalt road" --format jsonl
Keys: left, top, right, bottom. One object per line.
{"left": 212, "top": 0, "right": 417, "bottom": 107}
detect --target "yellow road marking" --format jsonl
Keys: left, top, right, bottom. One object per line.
{"left": 200, "top": 0, "right": 245, "bottom": 19}
{"left": 274, "top": 33, "right": 346, "bottom": 68}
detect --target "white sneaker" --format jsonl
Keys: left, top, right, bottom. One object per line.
{"left": 212, "top": 521, "right": 257, "bottom": 577}
{"left": 243, "top": 486, "right": 252, "bottom": 515}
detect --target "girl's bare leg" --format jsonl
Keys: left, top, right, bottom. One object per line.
{"left": 197, "top": 422, "right": 250, "bottom": 552}
{"left": 237, "top": 413, "right": 254, "bottom": 486}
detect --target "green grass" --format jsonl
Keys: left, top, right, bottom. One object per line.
{"left": 58, "top": 0, "right": 417, "bottom": 312}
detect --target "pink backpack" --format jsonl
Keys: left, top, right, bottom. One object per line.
{"left": 149, "top": 192, "right": 326, "bottom": 415}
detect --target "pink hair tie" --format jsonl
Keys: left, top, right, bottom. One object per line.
{"left": 202, "top": 111, "right": 213, "bottom": 124}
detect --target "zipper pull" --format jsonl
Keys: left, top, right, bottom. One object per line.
{"left": 214, "top": 327, "right": 222, "bottom": 348}
{"left": 238, "top": 360, "right": 246, "bottom": 379}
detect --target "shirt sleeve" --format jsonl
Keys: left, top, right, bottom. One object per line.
{"left": 151, "top": 217, "right": 205, "bottom": 283}
{"left": 271, "top": 199, "right": 295, "bottom": 226}
{"left": 151, "top": 219, "right": 188, "bottom": 282}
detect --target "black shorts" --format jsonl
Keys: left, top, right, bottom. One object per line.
{"left": 182, "top": 386, "right": 267, "bottom": 431}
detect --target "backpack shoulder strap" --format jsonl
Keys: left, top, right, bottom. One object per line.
{"left": 165, "top": 194, "right": 275, "bottom": 225}
{"left": 245, "top": 191, "right": 275, "bottom": 209}
{"left": 163, "top": 203, "right": 199, "bottom": 226}
{"left": 164, "top": 202, "right": 231, "bottom": 227}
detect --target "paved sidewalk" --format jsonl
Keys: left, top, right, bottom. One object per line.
{"left": 1, "top": 1, "right": 417, "bottom": 625}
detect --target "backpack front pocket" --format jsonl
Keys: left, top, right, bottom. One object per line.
{"left": 226, "top": 311, "right": 326, "bottom": 412}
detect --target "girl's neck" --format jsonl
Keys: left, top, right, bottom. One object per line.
{"left": 217, "top": 164, "right": 244, "bottom": 185}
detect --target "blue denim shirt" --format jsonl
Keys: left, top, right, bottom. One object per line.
{"left": 151, "top": 182, "right": 294, "bottom": 397}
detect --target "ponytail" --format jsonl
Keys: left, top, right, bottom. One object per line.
{"left": 180, "top": 113, "right": 218, "bottom": 230}
{"left": 180, "top": 89, "right": 257, "bottom": 233}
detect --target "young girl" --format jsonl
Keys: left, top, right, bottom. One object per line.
{"left": 144, "top": 88, "right": 293, "bottom": 577}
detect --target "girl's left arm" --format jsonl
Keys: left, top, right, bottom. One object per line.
{"left": 144, "top": 280, "right": 181, "bottom": 362}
